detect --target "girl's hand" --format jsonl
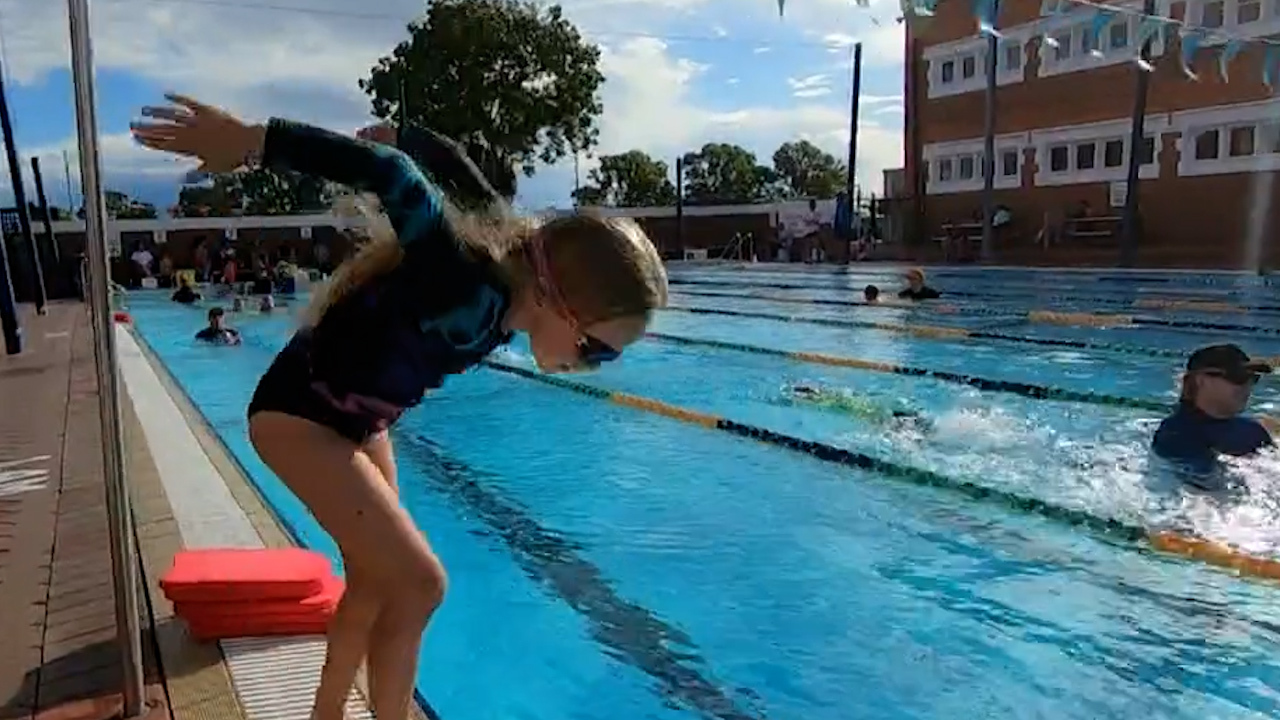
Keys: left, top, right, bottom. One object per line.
{"left": 355, "top": 123, "right": 396, "bottom": 145}
{"left": 131, "top": 93, "right": 265, "bottom": 173}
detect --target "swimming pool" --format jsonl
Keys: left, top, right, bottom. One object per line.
{"left": 127, "top": 264, "right": 1280, "bottom": 720}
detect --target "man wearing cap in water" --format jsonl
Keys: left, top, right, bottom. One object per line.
{"left": 1152, "top": 344, "right": 1275, "bottom": 480}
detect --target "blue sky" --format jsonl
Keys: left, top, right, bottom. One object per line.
{"left": 0, "top": 0, "right": 907, "bottom": 213}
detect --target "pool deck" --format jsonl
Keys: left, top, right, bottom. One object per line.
{"left": 0, "top": 302, "right": 421, "bottom": 720}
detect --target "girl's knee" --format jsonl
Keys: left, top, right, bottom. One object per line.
{"left": 387, "top": 552, "right": 447, "bottom": 614}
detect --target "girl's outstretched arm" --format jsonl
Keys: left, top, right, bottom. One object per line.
{"left": 261, "top": 119, "right": 441, "bottom": 246}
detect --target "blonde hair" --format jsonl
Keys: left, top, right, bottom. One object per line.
{"left": 303, "top": 195, "right": 667, "bottom": 329}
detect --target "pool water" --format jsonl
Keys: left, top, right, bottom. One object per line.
{"left": 126, "top": 265, "right": 1280, "bottom": 720}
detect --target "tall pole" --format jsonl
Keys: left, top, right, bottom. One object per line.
{"left": 979, "top": 0, "right": 1000, "bottom": 263}
{"left": 62, "top": 149, "right": 76, "bottom": 209}
{"left": 1119, "top": 0, "right": 1157, "bottom": 268}
{"left": 0, "top": 59, "right": 46, "bottom": 313}
{"left": 674, "top": 155, "right": 685, "bottom": 257}
{"left": 31, "top": 157, "right": 61, "bottom": 290}
{"left": 0, "top": 207, "right": 18, "bottom": 353}
{"left": 65, "top": 0, "right": 145, "bottom": 714}
{"left": 846, "top": 42, "right": 863, "bottom": 205}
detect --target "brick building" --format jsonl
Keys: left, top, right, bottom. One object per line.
{"left": 903, "top": 0, "right": 1280, "bottom": 268}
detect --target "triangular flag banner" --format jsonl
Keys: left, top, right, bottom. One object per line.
{"left": 1088, "top": 10, "right": 1115, "bottom": 57}
{"left": 1179, "top": 28, "right": 1203, "bottom": 80}
{"left": 855, "top": 0, "right": 870, "bottom": 6}
{"left": 777, "top": 0, "right": 784, "bottom": 17}
{"left": 1218, "top": 39, "right": 1244, "bottom": 83}
{"left": 1134, "top": 17, "right": 1163, "bottom": 49}
{"left": 973, "top": 0, "right": 1000, "bottom": 36}
{"left": 1263, "top": 46, "right": 1280, "bottom": 89}
{"left": 917, "top": 0, "right": 938, "bottom": 15}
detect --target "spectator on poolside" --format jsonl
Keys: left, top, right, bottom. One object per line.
{"left": 194, "top": 307, "right": 241, "bottom": 345}
{"left": 863, "top": 284, "right": 880, "bottom": 303}
{"left": 1152, "top": 344, "right": 1275, "bottom": 483}
{"left": 898, "top": 268, "right": 941, "bottom": 301}
{"left": 171, "top": 275, "right": 201, "bottom": 304}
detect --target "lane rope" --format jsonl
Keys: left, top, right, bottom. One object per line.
{"left": 645, "top": 332, "right": 1171, "bottom": 412}
{"left": 481, "top": 359, "right": 1280, "bottom": 582}
{"left": 664, "top": 305, "right": 1187, "bottom": 358}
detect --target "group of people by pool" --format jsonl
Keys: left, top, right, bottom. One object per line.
{"left": 128, "top": 90, "right": 1274, "bottom": 720}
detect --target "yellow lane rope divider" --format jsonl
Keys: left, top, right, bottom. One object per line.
{"left": 483, "top": 359, "right": 1280, "bottom": 583}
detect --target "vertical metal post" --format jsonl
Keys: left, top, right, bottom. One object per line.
{"left": 846, "top": 42, "right": 863, "bottom": 204}
{"left": 30, "top": 158, "right": 61, "bottom": 295}
{"left": 980, "top": 0, "right": 1000, "bottom": 263}
{"left": 65, "top": 0, "right": 145, "bottom": 714}
{"left": 0, "top": 60, "right": 46, "bottom": 313}
{"left": 62, "top": 149, "right": 77, "bottom": 209}
{"left": 1120, "top": 0, "right": 1157, "bottom": 268}
{"left": 0, "top": 209, "right": 19, "bottom": 353}
{"left": 674, "top": 156, "right": 685, "bottom": 257}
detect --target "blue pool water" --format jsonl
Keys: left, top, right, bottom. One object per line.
{"left": 126, "top": 264, "right": 1280, "bottom": 720}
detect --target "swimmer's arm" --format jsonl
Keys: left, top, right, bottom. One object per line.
{"left": 396, "top": 124, "right": 508, "bottom": 210}
{"left": 259, "top": 119, "right": 441, "bottom": 245}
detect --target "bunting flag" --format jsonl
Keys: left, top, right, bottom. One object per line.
{"left": 1264, "top": 46, "right": 1280, "bottom": 89}
{"left": 1179, "top": 28, "right": 1203, "bottom": 80}
{"left": 1219, "top": 39, "right": 1245, "bottom": 83}
{"left": 777, "top": 0, "right": 784, "bottom": 17}
{"left": 973, "top": 0, "right": 999, "bottom": 36}
{"left": 1087, "top": 10, "right": 1114, "bottom": 58}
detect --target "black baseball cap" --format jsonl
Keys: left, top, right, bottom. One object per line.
{"left": 1186, "top": 344, "right": 1272, "bottom": 376}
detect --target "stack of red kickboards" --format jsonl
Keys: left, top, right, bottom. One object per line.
{"left": 161, "top": 547, "right": 344, "bottom": 642}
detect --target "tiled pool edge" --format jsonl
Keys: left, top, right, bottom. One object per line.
{"left": 116, "top": 325, "right": 408, "bottom": 720}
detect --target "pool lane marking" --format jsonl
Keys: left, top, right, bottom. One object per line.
{"left": 663, "top": 305, "right": 1186, "bottom": 358}
{"left": 669, "top": 278, "right": 1280, "bottom": 313}
{"left": 481, "top": 359, "right": 1280, "bottom": 584}
{"left": 644, "top": 332, "right": 1171, "bottom": 412}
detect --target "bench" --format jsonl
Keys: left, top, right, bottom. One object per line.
{"left": 934, "top": 222, "right": 983, "bottom": 261}
{"left": 1065, "top": 215, "right": 1121, "bottom": 247}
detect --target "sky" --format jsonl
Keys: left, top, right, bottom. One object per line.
{"left": 0, "top": 0, "right": 907, "bottom": 213}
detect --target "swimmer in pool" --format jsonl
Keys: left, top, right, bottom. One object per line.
{"left": 785, "top": 383, "right": 932, "bottom": 432}
{"left": 132, "top": 93, "right": 668, "bottom": 720}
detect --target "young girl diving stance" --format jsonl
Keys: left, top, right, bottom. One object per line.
{"left": 132, "top": 94, "right": 668, "bottom": 720}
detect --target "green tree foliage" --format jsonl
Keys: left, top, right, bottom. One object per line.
{"left": 175, "top": 170, "right": 336, "bottom": 217}
{"left": 680, "top": 143, "right": 778, "bottom": 205}
{"left": 103, "top": 190, "right": 157, "bottom": 219}
{"left": 360, "top": 0, "right": 605, "bottom": 194}
{"left": 572, "top": 150, "right": 677, "bottom": 207}
{"left": 771, "top": 140, "right": 846, "bottom": 199}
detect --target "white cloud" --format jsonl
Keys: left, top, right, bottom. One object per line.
{"left": 787, "top": 74, "right": 830, "bottom": 90}
{"left": 792, "top": 87, "right": 832, "bottom": 98}
{"left": 0, "top": 0, "right": 902, "bottom": 205}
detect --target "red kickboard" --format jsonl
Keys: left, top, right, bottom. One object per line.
{"left": 174, "top": 575, "right": 345, "bottom": 622}
{"left": 161, "top": 548, "right": 332, "bottom": 603}
{"left": 186, "top": 616, "right": 333, "bottom": 642}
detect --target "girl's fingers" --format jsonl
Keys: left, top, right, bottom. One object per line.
{"left": 165, "top": 92, "right": 218, "bottom": 117}
{"left": 140, "top": 105, "right": 192, "bottom": 124}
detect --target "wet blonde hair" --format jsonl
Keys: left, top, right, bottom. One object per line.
{"left": 303, "top": 195, "right": 667, "bottom": 329}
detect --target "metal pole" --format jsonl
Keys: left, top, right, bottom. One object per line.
{"left": 980, "top": 0, "right": 1000, "bottom": 263}
{"left": 0, "top": 210, "right": 19, "bottom": 354}
{"left": 65, "top": 0, "right": 145, "bottom": 714}
{"left": 846, "top": 42, "right": 863, "bottom": 204}
{"left": 31, "top": 157, "right": 62, "bottom": 298}
{"left": 674, "top": 155, "right": 685, "bottom": 258}
{"left": 62, "top": 149, "right": 77, "bottom": 210}
{"left": 1119, "top": 0, "right": 1157, "bottom": 268}
{"left": 0, "top": 61, "right": 46, "bottom": 313}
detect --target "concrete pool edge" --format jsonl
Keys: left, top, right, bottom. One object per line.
{"left": 116, "top": 324, "right": 434, "bottom": 720}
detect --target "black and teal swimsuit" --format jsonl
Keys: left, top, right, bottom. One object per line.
{"left": 247, "top": 119, "right": 512, "bottom": 443}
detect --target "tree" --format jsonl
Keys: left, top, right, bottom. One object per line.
{"left": 573, "top": 150, "right": 677, "bottom": 207}
{"left": 104, "top": 190, "right": 157, "bottom": 219}
{"left": 240, "top": 168, "right": 337, "bottom": 216}
{"left": 175, "top": 176, "right": 243, "bottom": 217}
{"left": 360, "top": 0, "right": 605, "bottom": 195}
{"left": 772, "top": 140, "right": 845, "bottom": 199}
{"left": 680, "top": 143, "right": 776, "bottom": 205}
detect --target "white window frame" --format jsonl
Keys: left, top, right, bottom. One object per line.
{"left": 922, "top": 134, "right": 1029, "bottom": 195}
{"left": 1186, "top": 0, "right": 1280, "bottom": 42}
{"left": 1030, "top": 117, "right": 1168, "bottom": 186}
{"left": 923, "top": 29, "right": 1032, "bottom": 99}
{"left": 1037, "top": 2, "right": 1170, "bottom": 79}
{"left": 1170, "top": 98, "right": 1280, "bottom": 176}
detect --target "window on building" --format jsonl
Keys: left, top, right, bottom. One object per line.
{"left": 1079, "top": 25, "right": 1097, "bottom": 55}
{"left": 1140, "top": 136, "right": 1156, "bottom": 164}
{"left": 1001, "top": 149, "right": 1019, "bottom": 176}
{"left": 959, "top": 155, "right": 975, "bottom": 179}
{"left": 1260, "top": 122, "right": 1280, "bottom": 153}
{"left": 1103, "top": 139, "right": 1125, "bottom": 167}
{"left": 1229, "top": 125, "right": 1256, "bottom": 156}
{"left": 961, "top": 55, "right": 976, "bottom": 79}
{"left": 1052, "top": 31, "right": 1072, "bottom": 61}
{"left": 1201, "top": 0, "right": 1225, "bottom": 27}
{"left": 1194, "top": 129, "right": 1221, "bottom": 160}
{"left": 1075, "top": 142, "right": 1097, "bottom": 170}
{"left": 1109, "top": 20, "right": 1130, "bottom": 49}
{"left": 1002, "top": 42, "right": 1022, "bottom": 71}
{"left": 941, "top": 60, "right": 955, "bottom": 83}
{"left": 1049, "top": 144, "right": 1070, "bottom": 172}
{"left": 1238, "top": 0, "right": 1262, "bottom": 24}
{"left": 938, "top": 158, "right": 953, "bottom": 181}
